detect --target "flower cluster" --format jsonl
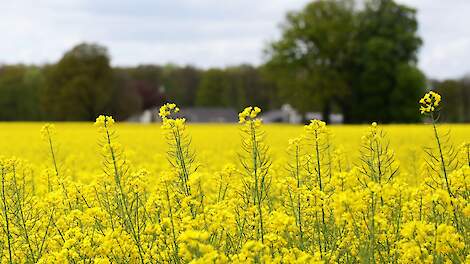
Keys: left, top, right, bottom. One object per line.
{"left": 159, "top": 103, "right": 186, "bottom": 135}
{"left": 159, "top": 103, "right": 179, "bottom": 119}
{"left": 94, "top": 115, "right": 114, "bottom": 127}
{"left": 238, "top": 106, "right": 261, "bottom": 124}
{"left": 419, "top": 91, "right": 441, "bottom": 114}
{"left": 40, "top": 123, "right": 56, "bottom": 141}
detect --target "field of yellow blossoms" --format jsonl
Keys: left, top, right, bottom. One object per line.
{"left": 0, "top": 91, "right": 468, "bottom": 263}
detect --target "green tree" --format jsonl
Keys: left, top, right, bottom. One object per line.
{"left": 265, "top": 0, "right": 425, "bottom": 123}
{"left": 164, "top": 65, "right": 201, "bottom": 107}
{"left": 265, "top": 0, "right": 355, "bottom": 123}
{"left": 434, "top": 77, "right": 470, "bottom": 123}
{"left": 127, "top": 65, "right": 165, "bottom": 110}
{"left": 349, "top": 0, "right": 424, "bottom": 123}
{"left": 195, "top": 69, "right": 231, "bottom": 107}
{"left": 0, "top": 65, "right": 44, "bottom": 120}
{"left": 43, "top": 43, "right": 113, "bottom": 120}
{"left": 390, "top": 64, "right": 426, "bottom": 122}
{"left": 227, "top": 65, "right": 277, "bottom": 111}
{"left": 462, "top": 76, "right": 470, "bottom": 122}
{"left": 110, "top": 68, "right": 143, "bottom": 120}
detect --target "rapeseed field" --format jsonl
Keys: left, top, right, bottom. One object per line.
{"left": 0, "top": 91, "right": 467, "bottom": 263}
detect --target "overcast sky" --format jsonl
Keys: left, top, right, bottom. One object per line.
{"left": 1, "top": 0, "right": 469, "bottom": 79}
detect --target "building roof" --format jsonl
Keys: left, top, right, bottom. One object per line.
{"left": 177, "top": 107, "right": 238, "bottom": 123}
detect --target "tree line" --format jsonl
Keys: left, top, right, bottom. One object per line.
{"left": 432, "top": 77, "right": 470, "bottom": 123}
{"left": 0, "top": 0, "right": 468, "bottom": 123}
{"left": 0, "top": 46, "right": 278, "bottom": 121}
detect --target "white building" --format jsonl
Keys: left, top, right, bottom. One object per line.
{"left": 261, "top": 104, "right": 343, "bottom": 124}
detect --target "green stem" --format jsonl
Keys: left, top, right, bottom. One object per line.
{"left": 250, "top": 122, "right": 264, "bottom": 243}
{"left": 165, "top": 183, "right": 180, "bottom": 264}
{"left": 1, "top": 167, "right": 13, "bottom": 264}
{"left": 295, "top": 146, "right": 304, "bottom": 249}
{"left": 11, "top": 165, "right": 35, "bottom": 262}
{"left": 430, "top": 113, "right": 460, "bottom": 231}
{"left": 104, "top": 120, "right": 145, "bottom": 264}
{"left": 313, "top": 129, "right": 328, "bottom": 256}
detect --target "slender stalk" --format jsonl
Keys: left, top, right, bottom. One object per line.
{"left": 103, "top": 120, "right": 145, "bottom": 264}
{"left": 370, "top": 193, "right": 376, "bottom": 263}
{"left": 294, "top": 145, "right": 304, "bottom": 249}
{"left": 45, "top": 128, "right": 72, "bottom": 210}
{"left": 165, "top": 182, "right": 180, "bottom": 264}
{"left": 430, "top": 113, "right": 452, "bottom": 197}
{"left": 430, "top": 113, "right": 460, "bottom": 230}
{"left": 313, "top": 129, "right": 328, "bottom": 256}
{"left": 172, "top": 127, "right": 191, "bottom": 197}
{"left": 11, "top": 165, "right": 35, "bottom": 262}
{"left": 1, "top": 167, "right": 13, "bottom": 264}
{"left": 250, "top": 122, "right": 264, "bottom": 243}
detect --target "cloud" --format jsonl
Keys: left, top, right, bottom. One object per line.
{"left": 0, "top": 0, "right": 469, "bottom": 79}
{"left": 399, "top": 0, "right": 470, "bottom": 79}
{"left": 0, "top": 0, "right": 308, "bottom": 67}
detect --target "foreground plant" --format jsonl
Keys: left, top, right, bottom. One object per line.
{"left": 238, "top": 106, "right": 271, "bottom": 244}
{"left": 0, "top": 158, "right": 55, "bottom": 263}
{"left": 95, "top": 115, "right": 150, "bottom": 263}
{"left": 419, "top": 91, "right": 468, "bottom": 261}
{"left": 159, "top": 103, "right": 197, "bottom": 199}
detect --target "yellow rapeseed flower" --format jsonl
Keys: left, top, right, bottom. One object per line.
{"left": 419, "top": 91, "right": 441, "bottom": 114}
